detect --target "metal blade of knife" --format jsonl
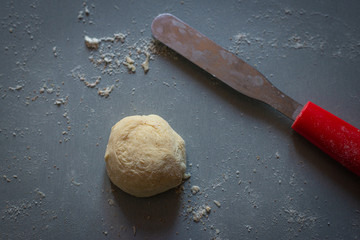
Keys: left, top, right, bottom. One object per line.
{"left": 151, "top": 13, "right": 303, "bottom": 120}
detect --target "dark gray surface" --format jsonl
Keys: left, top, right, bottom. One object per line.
{"left": 1, "top": 0, "right": 360, "bottom": 239}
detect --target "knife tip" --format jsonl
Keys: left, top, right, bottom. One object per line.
{"left": 151, "top": 13, "right": 175, "bottom": 38}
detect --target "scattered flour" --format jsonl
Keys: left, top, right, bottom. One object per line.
{"left": 84, "top": 33, "right": 126, "bottom": 50}
{"left": 3, "top": 175, "right": 11, "bottom": 182}
{"left": 71, "top": 179, "right": 82, "bottom": 186}
{"left": 9, "top": 85, "right": 23, "bottom": 91}
{"left": 54, "top": 98, "right": 67, "bottom": 106}
{"left": 52, "top": 46, "right": 58, "bottom": 57}
{"left": 84, "top": 36, "right": 101, "bottom": 49}
{"left": 84, "top": 6, "right": 90, "bottom": 16}
{"left": 284, "top": 208, "right": 317, "bottom": 228}
{"left": 98, "top": 85, "right": 114, "bottom": 98}
{"left": 213, "top": 200, "right": 221, "bottom": 208}
{"left": 123, "top": 56, "right": 136, "bottom": 72}
{"left": 80, "top": 76, "right": 101, "bottom": 88}
{"left": 34, "top": 188, "right": 46, "bottom": 199}
{"left": 191, "top": 185, "right": 200, "bottom": 195}
{"left": 141, "top": 51, "right": 150, "bottom": 73}
{"left": 189, "top": 204, "right": 212, "bottom": 222}
{"left": 234, "top": 33, "right": 251, "bottom": 45}
{"left": 77, "top": 10, "right": 84, "bottom": 20}
{"left": 245, "top": 225, "right": 253, "bottom": 232}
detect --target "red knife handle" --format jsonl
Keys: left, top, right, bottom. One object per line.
{"left": 291, "top": 101, "right": 360, "bottom": 176}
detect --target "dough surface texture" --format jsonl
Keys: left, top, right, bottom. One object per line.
{"left": 104, "top": 114, "right": 186, "bottom": 197}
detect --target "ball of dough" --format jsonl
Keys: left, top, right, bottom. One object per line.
{"left": 104, "top": 114, "right": 186, "bottom": 197}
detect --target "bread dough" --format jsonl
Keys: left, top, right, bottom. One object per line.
{"left": 104, "top": 114, "right": 186, "bottom": 197}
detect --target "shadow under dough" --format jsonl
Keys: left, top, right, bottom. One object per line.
{"left": 104, "top": 169, "right": 183, "bottom": 234}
